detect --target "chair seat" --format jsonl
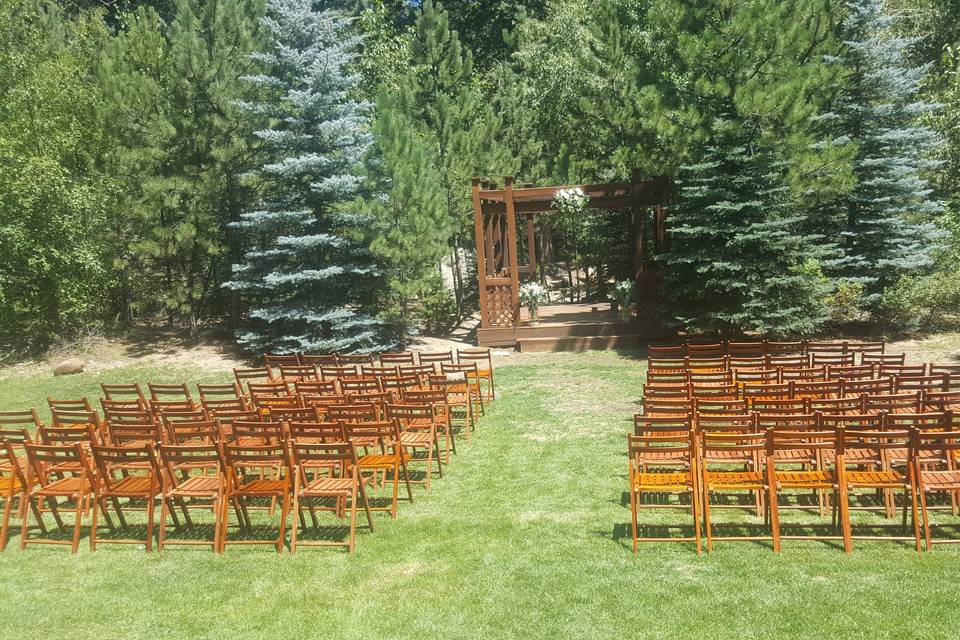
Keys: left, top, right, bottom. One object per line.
{"left": 34, "top": 477, "right": 88, "bottom": 496}
{"left": 170, "top": 475, "right": 221, "bottom": 497}
{"left": 0, "top": 476, "right": 22, "bottom": 493}
{"left": 704, "top": 450, "right": 756, "bottom": 464}
{"left": 358, "top": 453, "right": 409, "bottom": 469}
{"left": 105, "top": 475, "right": 156, "bottom": 496}
{"left": 920, "top": 469, "right": 960, "bottom": 490}
{"left": 301, "top": 477, "right": 354, "bottom": 496}
{"left": 704, "top": 471, "right": 764, "bottom": 490}
{"left": 400, "top": 432, "right": 436, "bottom": 447}
{"left": 633, "top": 472, "right": 693, "bottom": 492}
{"left": 774, "top": 470, "right": 835, "bottom": 489}
{"left": 844, "top": 470, "right": 906, "bottom": 488}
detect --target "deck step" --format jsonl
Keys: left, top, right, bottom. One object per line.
{"left": 517, "top": 334, "right": 646, "bottom": 352}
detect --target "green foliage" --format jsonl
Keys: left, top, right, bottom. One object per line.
{"left": 368, "top": 98, "right": 451, "bottom": 346}
{"left": 879, "top": 272, "right": 960, "bottom": 332}
{"left": 97, "top": 0, "right": 264, "bottom": 332}
{"left": 0, "top": 0, "right": 114, "bottom": 347}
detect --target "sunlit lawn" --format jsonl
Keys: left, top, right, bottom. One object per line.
{"left": 1, "top": 352, "right": 960, "bottom": 639}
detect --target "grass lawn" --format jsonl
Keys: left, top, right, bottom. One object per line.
{"left": 1, "top": 351, "right": 960, "bottom": 639}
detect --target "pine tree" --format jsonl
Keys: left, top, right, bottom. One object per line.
{"left": 98, "top": 0, "right": 263, "bottom": 333}
{"left": 663, "top": 115, "right": 830, "bottom": 336}
{"left": 652, "top": 0, "right": 836, "bottom": 335}
{"left": 368, "top": 96, "right": 450, "bottom": 347}
{"left": 814, "top": 0, "right": 944, "bottom": 304}
{"left": 224, "top": 0, "right": 385, "bottom": 354}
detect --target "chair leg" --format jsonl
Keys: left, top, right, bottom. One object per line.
{"left": 158, "top": 495, "right": 168, "bottom": 552}
{"left": 0, "top": 489, "right": 14, "bottom": 552}
{"left": 703, "top": 487, "right": 713, "bottom": 553}
{"left": 89, "top": 494, "right": 100, "bottom": 552}
{"left": 919, "top": 488, "right": 932, "bottom": 552}
{"left": 769, "top": 484, "right": 782, "bottom": 553}
{"left": 71, "top": 493, "right": 84, "bottom": 554}
{"left": 839, "top": 483, "right": 853, "bottom": 554}
{"left": 145, "top": 493, "right": 156, "bottom": 552}
{"left": 276, "top": 490, "right": 289, "bottom": 554}
{"left": 390, "top": 465, "right": 399, "bottom": 519}
{"left": 348, "top": 484, "right": 358, "bottom": 555}
{"left": 630, "top": 488, "right": 638, "bottom": 554}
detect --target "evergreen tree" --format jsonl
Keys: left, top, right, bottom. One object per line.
{"left": 652, "top": 0, "right": 836, "bottom": 335}
{"left": 663, "top": 116, "right": 830, "bottom": 335}
{"left": 98, "top": 0, "right": 264, "bottom": 333}
{"left": 368, "top": 97, "right": 450, "bottom": 346}
{"left": 224, "top": 0, "right": 385, "bottom": 354}
{"left": 814, "top": 0, "right": 944, "bottom": 304}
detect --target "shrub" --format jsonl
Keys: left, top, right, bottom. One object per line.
{"left": 878, "top": 271, "right": 960, "bottom": 331}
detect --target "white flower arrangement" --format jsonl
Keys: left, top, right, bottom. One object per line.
{"left": 519, "top": 282, "right": 549, "bottom": 321}
{"left": 612, "top": 280, "right": 635, "bottom": 318}
{"left": 552, "top": 187, "right": 589, "bottom": 216}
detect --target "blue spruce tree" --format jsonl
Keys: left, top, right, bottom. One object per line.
{"left": 225, "top": 0, "right": 387, "bottom": 354}
{"left": 814, "top": 0, "right": 943, "bottom": 304}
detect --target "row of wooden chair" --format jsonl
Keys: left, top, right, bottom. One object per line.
{"left": 649, "top": 340, "right": 886, "bottom": 360}
{"left": 648, "top": 354, "right": 960, "bottom": 373}
{"left": 648, "top": 361, "right": 958, "bottom": 383}
{"left": 262, "top": 348, "right": 496, "bottom": 401}
{"left": 628, "top": 414, "right": 960, "bottom": 554}
{"left": 643, "top": 377, "right": 960, "bottom": 402}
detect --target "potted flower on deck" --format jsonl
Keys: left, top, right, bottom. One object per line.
{"left": 519, "top": 282, "right": 548, "bottom": 326}
{"left": 612, "top": 280, "right": 635, "bottom": 321}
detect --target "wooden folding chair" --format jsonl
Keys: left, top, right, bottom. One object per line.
{"left": 765, "top": 354, "right": 810, "bottom": 369}
{"left": 751, "top": 398, "right": 807, "bottom": 416}
{"left": 0, "top": 410, "right": 40, "bottom": 475}
{"left": 402, "top": 389, "right": 456, "bottom": 462}
{"left": 362, "top": 365, "right": 399, "bottom": 379}
{"left": 806, "top": 340, "right": 848, "bottom": 355}
{"left": 841, "top": 377, "right": 894, "bottom": 397}
{"left": 765, "top": 341, "right": 804, "bottom": 356}
{"left": 791, "top": 379, "right": 842, "bottom": 401}
{"left": 766, "top": 427, "right": 841, "bottom": 551}
{"left": 700, "top": 430, "right": 770, "bottom": 550}
{"left": 100, "top": 383, "right": 147, "bottom": 409}
{"left": 863, "top": 391, "right": 922, "bottom": 415}
{"left": 158, "top": 444, "right": 227, "bottom": 552}
{"left": 338, "top": 353, "right": 376, "bottom": 366}
{"left": 836, "top": 426, "right": 918, "bottom": 552}
{"left": 400, "top": 364, "right": 439, "bottom": 387}
{"left": 344, "top": 421, "right": 413, "bottom": 519}
{"left": 808, "top": 395, "right": 865, "bottom": 416}
{"left": 148, "top": 383, "right": 195, "bottom": 410}
{"left": 288, "top": 421, "right": 345, "bottom": 446}
{"left": 827, "top": 364, "right": 876, "bottom": 380}
{"left": 223, "top": 443, "right": 292, "bottom": 552}
{"left": 293, "top": 380, "right": 338, "bottom": 398}
{"left": 727, "top": 341, "right": 765, "bottom": 358}
{"left": 911, "top": 428, "right": 960, "bottom": 550}
{"left": 779, "top": 366, "right": 827, "bottom": 382}
{"left": 289, "top": 442, "right": 374, "bottom": 553}
{"left": 686, "top": 343, "right": 725, "bottom": 359}
{"left": 418, "top": 350, "right": 456, "bottom": 371}
{"left": 693, "top": 397, "right": 748, "bottom": 416}
{"left": 164, "top": 419, "right": 222, "bottom": 446}
{"left": 930, "top": 365, "right": 960, "bottom": 390}
{"left": 339, "top": 377, "right": 383, "bottom": 396}
{"left": 300, "top": 353, "right": 338, "bottom": 367}
{"left": 441, "top": 363, "right": 484, "bottom": 418}
{"left": 640, "top": 398, "right": 692, "bottom": 417}
{"left": 648, "top": 345, "right": 685, "bottom": 360}
{"left": 380, "top": 351, "right": 417, "bottom": 366}
{"left": 88, "top": 443, "right": 162, "bottom": 551}
{"left": 458, "top": 348, "right": 495, "bottom": 404}
{"left": 627, "top": 430, "right": 701, "bottom": 554}
{"left": 895, "top": 375, "right": 948, "bottom": 394}
{"left": 881, "top": 364, "right": 927, "bottom": 378}
{"left": 387, "top": 404, "right": 443, "bottom": 489}
{"left": 0, "top": 441, "right": 31, "bottom": 551}
{"left": 862, "top": 352, "right": 904, "bottom": 367}
{"left": 380, "top": 374, "right": 421, "bottom": 399}
{"left": 846, "top": 341, "right": 885, "bottom": 355}
{"left": 21, "top": 443, "right": 95, "bottom": 553}
{"left": 105, "top": 413, "right": 163, "bottom": 447}
{"left": 728, "top": 356, "right": 767, "bottom": 372}
{"left": 811, "top": 353, "right": 856, "bottom": 367}
{"left": 642, "top": 382, "right": 690, "bottom": 400}
{"left": 229, "top": 420, "right": 285, "bottom": 446}
{"left": 234, "top": 367, "right": 273, "bottom": 394}
{"left": 278, "top": 365, "right": 320, "bottom": 382}
{"left": 264, "top": 353, "right": 301, "bottom": 376}
{"left": 429, "top": 373, "right": 477, "bottom": 436}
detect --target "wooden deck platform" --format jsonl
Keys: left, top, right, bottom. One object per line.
{"left": 476, "top": 302, "right": 674, "bottom": 351}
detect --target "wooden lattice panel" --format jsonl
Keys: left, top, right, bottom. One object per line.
{"left": 485, "top": 284, "right": 516, "bottom": 327}
{"left": 635, "top": 269, "right": 664, "bottom": 320}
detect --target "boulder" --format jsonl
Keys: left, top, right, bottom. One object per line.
{"left": 52, "top": 358, "right": 85, "bottom": 376}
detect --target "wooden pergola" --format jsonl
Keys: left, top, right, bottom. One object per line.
{"left": 472, "top": 171, "right": 671, "bottom": 346}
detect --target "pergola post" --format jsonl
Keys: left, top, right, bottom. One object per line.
{"left": 503, "top": 176, "right": 521, "bottom": 325}
{"left": 471, "top": 177, "right": 489, "bottom": 329}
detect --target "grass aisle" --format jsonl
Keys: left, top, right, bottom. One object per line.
{"left": 0, "top": 353, "right": 959, "bottom": 638}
